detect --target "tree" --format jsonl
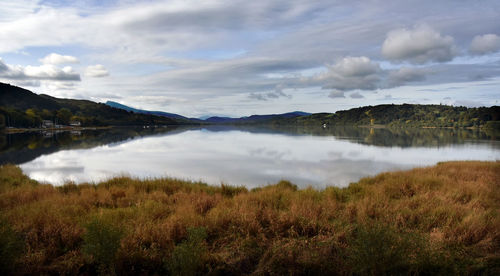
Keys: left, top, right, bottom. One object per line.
{"left": 25, "top": 109, "right": 42, "bottom": 127}
{"left": 0, "top": 114, "right": 4, "bottom": 129}
{"left": 56, "top": 108, "right": 72, "bottom": 125}
{"left": 40, "top": 109, "right": 53, "bottom": 120}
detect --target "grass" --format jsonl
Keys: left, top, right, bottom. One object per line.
{"left": 0, "top": 161, "right": 498, "bottom": 275}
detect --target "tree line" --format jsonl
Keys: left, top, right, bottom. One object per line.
{"left": 269, "top": 104, "right": 500, "bottom": 129}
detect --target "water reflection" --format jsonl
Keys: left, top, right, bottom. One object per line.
{"left": 0, "top": 126, "right": 184, "bottom": 165}
{"left": 1, "top": 126, "right": 498, "bottom": 188}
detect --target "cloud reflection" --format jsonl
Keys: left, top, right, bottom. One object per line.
{"left": 20, "top": 129, "right": 500, "bottom": 188}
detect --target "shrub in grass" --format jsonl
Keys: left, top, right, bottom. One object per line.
{"left": 0, "top": 218, "right": 24, "bottom": 275}
{"left": 82, "top": 217, "right": 123, "bottom": 275}
{"left": 167, "top": 227, "right": 207, "bottom": 276}
{"left": 346, "top": 222, "right": 466, "bottom": 275}
{"left": 348, "top": 222, "right": 425, "bottom": 275}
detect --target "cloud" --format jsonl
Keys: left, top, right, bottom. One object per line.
{"left": 0, "top": 1, "right": 328, "bottom": 57}
{"left": 85, "top": 65, "right": 109, "bottom": 78}
{"left": 328, "top": 90, "right": 345, "bottom": 98}
{"left": 144, "top": 57, "right": 310, "bottom": 97}
{"left": 349, "top": 92, "right": 364, "bottom": 99}
{"left": 453, "top": 100, "right": 484, "bottom": 107}
{"left": 248, "top": 85, "right": 292, "bottom": 101}
{"left": 0, "top": 60, "right": 7, "bottom": 72}
{"left": 386, "top": 67, "right": 427, "bottom": 87}
{"left": 267, "top": 84, "right": 291, "bottom": 99}
{"left": 10, "top": 80, "right": 41, "bottom": 87}
{"left": 313, "top": 56, "right": 381, "bottom": 91}
{"left": 40, "top": 53, "right": 79, "bottom": 64}
{"left": 382, "top": 25, "right": 456, "bottom": 64}
{"left": 45, "top": 81, "right": 77, "bottom": 91}
{"left": 1, "top": 1, "right": 500, "bottom": 115}
{"left": 0, "top": 0, "right": 39, "bottom": 23}
{"left": 266, "top": 90, "right": 289, "bottom": 99}
{"left": 469, "top": 34, "right": 500, "bottom": 55}
{"left": 24, "top": 65, "right": 80, "bottom": 80}
{"left": 248, "top": 93, "right": 267, "bottom": 101}
{"left": 0, "top": 59, "right": 80, "bottom": 81}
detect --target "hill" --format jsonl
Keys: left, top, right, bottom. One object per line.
{"left": 0, "top": 82, "right": 192, "bottom": 128}
{"left": 270, "top": 104, "right": 500, "bottom": 129}
{"left": 104, "top": 101, "right": 311, "bottom": 124}
{"left": 1, "top": 82, "right": 498, "bottom": 130}
{"left": 204, "top": 111, "right": 311, "bottom": 124}
{"left": 105, "top": 101, "right": 194, "bottom": 121}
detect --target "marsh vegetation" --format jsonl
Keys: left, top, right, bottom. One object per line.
{"left": 1, "top": 161, "right": 498, "bottom": 275}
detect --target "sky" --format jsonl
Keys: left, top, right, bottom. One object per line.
{"left": 0, "top": 0, "right": 499, "bottom": 117}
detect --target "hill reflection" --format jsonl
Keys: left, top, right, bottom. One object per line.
{"left": 1, "top": 126, "right": 498, "bottom": 166}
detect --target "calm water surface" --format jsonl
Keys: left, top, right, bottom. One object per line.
{"left": 1, "top": 126, "right": 498, "bottom": 188}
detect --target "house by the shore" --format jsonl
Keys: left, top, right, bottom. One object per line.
{"left": 70, "top": 121, "right": 81, "bottom": 127}
{"left": 42, "top": 120, "right": 54, "bottom": 128}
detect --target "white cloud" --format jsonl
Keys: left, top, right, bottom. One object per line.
{"left": 328, "top": 90, "right": 345, "bottom": 98}
{"left": 40, "top": 53, "right": 79, "bottom": 65}
{"left": 141, "top": 57, "right": 308, "bottom": 97}
{"left": 0, "top": 0, "right": 40, "bottom": 22}
{"left": 382, "top": 25, "right": 456, "bottom": 64}
{"left": 0, "top": 58, "right": 80, "bottom": 81}
{"left": 85, "top": 65, "right": 109, "bottom": 78}
{"left": 313, "top": 56, "right": 381, "bottom": 91}
{"left": 24, "top": 65, "right": 79, "bottom": 80}
{"left": 45, "top": 81, "right": 77, "bottom": 91}
{"left": 1, "top": 1, "right": 500, "bottom": 115}
{"left": 469, "top": 34, "right": 500, "bottom": 55}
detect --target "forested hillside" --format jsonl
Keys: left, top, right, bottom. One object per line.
{"left": 1, "top": 82, "right": 498, "bottom": 130}
{"left": 271, "top": 104, "right": 500, "bottom": 129}
{"left": 0, "top": 82, "right": 186, "bottom": 128}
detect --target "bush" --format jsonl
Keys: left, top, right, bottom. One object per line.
{"left": 167, "top": 227, "right": 207, "bottom": 276}
{"left": 348, "top": 223, "right": 428, "bottom": 275}
{"left": 0, "top": 164, "right": 37, "bottom": 191}
{"left": 0, "top": 219, "right": 24, "bottom": 275}
{"left": 82, "top": 217, "right": 123, "bottom": 275}
{"left": 483, "top": 121, "right": 500, "bottom": 130}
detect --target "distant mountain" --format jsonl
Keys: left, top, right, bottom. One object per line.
{"left": 0, "top": 82, "right": 189, "bottom": 128}
{"left": 105, "top": 101, "right": 194, "bottom": 121}
{"left": 105, "top": 102, "right": 311, "bottom": 125}
{"left": 204, "top": 111, "right": 311, "bottom": 124}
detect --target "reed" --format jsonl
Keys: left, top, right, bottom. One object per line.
{"left": 0, "top": 161, "right": 498, "bottom": 275}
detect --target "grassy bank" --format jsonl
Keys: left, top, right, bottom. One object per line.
{"left": 1, "top": 161, "right": 499, "bottom": 275}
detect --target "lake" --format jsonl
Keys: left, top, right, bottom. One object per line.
{"left": 1, "top": 126, "right": 499, "bottom": 188}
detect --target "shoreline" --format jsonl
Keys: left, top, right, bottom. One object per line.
{"left": 357, "top": 124, "right": 484, "bottom": 130}
{"left": 3, "top": 125, "right": 113, "bottom": 134}
{"left": 2, "top": 123, "right": 489, "bottom": 134}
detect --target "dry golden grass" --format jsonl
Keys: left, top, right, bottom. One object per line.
{"left": 0, "top": 161, "right": 498, "bottom": 275}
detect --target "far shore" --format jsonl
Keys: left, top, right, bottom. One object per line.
{"left": 3, "top": 123, "right": 491, "bottom": 134}
{"left": 2, "top": 126, "right": 113, "bottom": 134}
